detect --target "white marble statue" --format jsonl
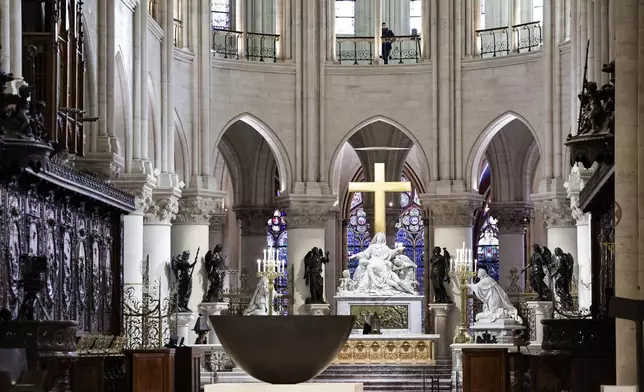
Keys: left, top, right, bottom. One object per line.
{"left": 469, "top": 268, "right": 523, "bottom": 323}
{"left": 337, "top": 269, "right": 356, "bottom": 294}
{"left": 244, "top": 276, "right": 270, "bottom": 316}
{"left": 338, "top": 232, "right": 418, "bottom": 296}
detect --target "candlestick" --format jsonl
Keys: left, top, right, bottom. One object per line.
{"left": 257, "top": 255, "right": 287, "bottom": 316}
{"left": 449, "top": 251, "right": 477, "bottom": 344}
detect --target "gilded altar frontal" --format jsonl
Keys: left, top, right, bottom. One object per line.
{"left": 349, "top": 305, "right": 409, "bottom": 330}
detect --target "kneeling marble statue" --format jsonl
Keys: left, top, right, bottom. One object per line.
{"left": 244, "top": 277, "right": 270, "bottom": 316}
{"left": 469, "top": 268, "right": 522, "bottom": 324}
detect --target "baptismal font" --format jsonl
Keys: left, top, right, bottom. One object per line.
{"left": 449, "top": 243, "right": 476, "bottom": 343}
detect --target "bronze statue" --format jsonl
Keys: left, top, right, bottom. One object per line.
{"left": 552, "top": 248, "right": 574, "bottom": 309}
{"left": 430, "top": 247, "right": 452, "bottom": 303}
{"left": 171, "top": 249, "right": 199, "bottom": 312}
{"left": 522, "top": 244, "right": 552, "bottom": 301}
{"left": 575, "top": 59, "right": 615, "bottom": 136}
{"left": 203, "top": 244, "right": 226, "bottom": 303}
{"left": 304, "top": 247, "right": 330, "bottom": 304}
{"left": 17, "top": 255, "right": 48, "bottom": 320}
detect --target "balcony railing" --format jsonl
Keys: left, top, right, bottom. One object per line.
{"left": 383, "top": 35, "right": 422, "bottom": 64}
{"left": 336, "top": 36, "right": 374, "bottom": 65}
{"left": 246, "top": 32, "right": 279, "bottom": 62}
{"left": 212, "top": 28, "right": 242, "bottom": 59}
{"left": 211, "top": 30, "right": 279, "bottom": 62}
{"left": 476, "top": 21, "right": 542, "bottom": 58}
{"left": 173, "top": 18, "right": 183, "bottom": 47}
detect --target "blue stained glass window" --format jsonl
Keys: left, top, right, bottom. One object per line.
{"left": 477, "top": 213, "right": 500, "bottom": 281}
{"left": 347, "top": 192, "right": 371, "bottom": 278}
{"left": 267, "top": 209, "right": 289, "bottom": 313}
{"left": 396, "top": 174, "right": 425, "bottom": 292}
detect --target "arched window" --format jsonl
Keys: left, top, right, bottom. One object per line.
{"left": 395, "top": 173, "right": 424, "bottom": 291}
{"left": 347, "top": 191, "right": 371, "bottom": 277}
{"left": 475, "top": 161, "right": 501, "bottom": 281}
{"left": 267, "top": 209, "right": 288, "bottom": 312}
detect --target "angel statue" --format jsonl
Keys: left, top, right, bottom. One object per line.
{"left": 521, "top": 244, "right": 552, "bottom": 301}
{"left": 244, "top": 277, "right": 270, "bottom": 315}
{"left": 304, "top": 247, "right": 330, "bottom": 304}
{"left": 171, "top": 249, "right": 199, "bottom": 312}
{"left": 430, "top": 247, "right": 452, "bottom": 303}
{"left": 203, "top": 244, "right": 226, "bottom": 303}
{"left": 552, "top": 248, "right": 574, "bottom": 309}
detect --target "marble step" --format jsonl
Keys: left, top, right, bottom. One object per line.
{"left": 313, "top": 364, "right": 453, "bottom": 391}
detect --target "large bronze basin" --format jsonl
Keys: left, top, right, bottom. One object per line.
{"left": 209, "top": 315, "right": 354, "bottom": 384}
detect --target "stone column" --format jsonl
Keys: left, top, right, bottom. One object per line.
{"left": 564, "top": 163, "right": 596, "bottom": 311}
{"left": 143, "top": 188, "right": 181, "bottom": 294}
{"left": 422, "top": 195, "right": 482, "bottom": 344}
{"left": 534, "top": 198, "right": 577, "bottom": 263}
{"left": 491, "top": 203, "right": 531, "bottom": 290}
{"left": 614, "top": 1, "right": 644, "bottom": 384}
{"left": 279, "top": 198, "right": 335, "bottom": 315}
{"left": 428, "top": 303, "right": 454, "bottom": 360}
{"left": 0, "top": 0, "right": 10, "bottom": 72}
{"left": 171, "top": 192, "right": 222, "bottom": 326}
{"left": 525, "top": 301, "right": 553, "bottom": 346}
{"left": 9, "top": 0, "right": 20, "bottom": 82}
{"left": 234, "top": 207, "right": 273, "bottom": 289}
{"left": 386, "top": 207, "right": 400, "bottom": 246}
{"left": 209, "top": 213, "right": 227, "bottom": 251}
{"left": 176, "top": 312, "right": 194, "bottom": 345}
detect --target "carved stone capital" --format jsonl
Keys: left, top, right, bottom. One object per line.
{"left": 234, "top": 206, "right": 274, "bottom": 236}
{"left": 277, "top": 195, "right": 337, "bottom": 229}
{"left": 490, "top": 203, "right": 532, "bottom": 234}
{"left": 535, "top": 198, "right": 576, "bottom": 228}
{"left": 111, "top": 173, "right": 156, "bottom": 215}
{"left": 174, "top": 196, "right": 222, "bottom": 225}
{"left": 209, "top": 213, "right": 227, "bottom": 230}
{"left": 144, "top": 187, "right": 181, "bottom": 225}
{"left": 422, "top": 196, "right": 482, "bottom": 227}
{"left": 301, "top": 303, "right": 331, "bottom": 316}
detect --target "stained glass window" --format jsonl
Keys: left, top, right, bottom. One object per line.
{"left": 267, "top": 209, "right": 288, "bottom": 313}
{"left": 347, "top": 191, "right": 371, "bottom": 277}
{"left": 476, "top": 161, "right": 500, "bottom": 281}
{"left": 395, "top": 174, "right": 424, "bottom": 292}
{"left": 211, "top": 0, "right": 231, "bottom": 29}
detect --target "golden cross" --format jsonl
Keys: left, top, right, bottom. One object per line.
{"left": 348, "top": 163, "right": 411, "bottom": 235}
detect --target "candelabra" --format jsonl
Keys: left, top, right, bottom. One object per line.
{"left": 257, "top": 247, "right": 286, "bottom": 316}
{"left": 449, "top": 242, "right": 476, "bottom": 344}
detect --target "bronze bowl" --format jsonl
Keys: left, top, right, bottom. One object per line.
{"left": 210, "top": 315, "right": 354, "bottom": 384}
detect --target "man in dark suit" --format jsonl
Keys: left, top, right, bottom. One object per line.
{"left": 381, "top": 22, "right": 395, "bottom": 64}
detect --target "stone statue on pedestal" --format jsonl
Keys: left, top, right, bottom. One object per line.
{"left": 430, "top": 247, "right": 452, "bottom": 303}
{"left": 244, "top": 277, "right": 270, "bottom": 315}
{"left": 469, "top": 268, "right": 522, "bottom": 324}
{"left": 552, "top": 248, "right": 575, "bottom": 309}
{"left": 523, "top": 244, "right": 553, "bottom": 301}
{"left": 341, "top": 232, "right": 417, "bottom": 296}
{"left": 171, "top": 249, "right": 199, "bottom": 313}
{"left": 304, "top": 247, "right": 330, "bottom": 304}
{"left": 203, "top": 244, "right": 226, "bottom": 303}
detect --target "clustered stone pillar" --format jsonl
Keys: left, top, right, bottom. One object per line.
{"left": 492, "top": 203, "right": 531, "bottom": 290}
{"left": 536, "top": 198, "right": 578, "bottom": 263}
{"left": 234, "top": 207, "right": 273, "bottom": 289}
{"left": 422, "top": 195, "right": 482, "bottom": 344}
{"left": 614, "top": 0, "right": 644, "bottom": 384}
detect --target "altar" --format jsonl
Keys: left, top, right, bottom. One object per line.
{"left": 334, "top": 295, "right": 424, "bottom": 334}
{"left": 334, "top": 333, "right": 440, "bottom": 365}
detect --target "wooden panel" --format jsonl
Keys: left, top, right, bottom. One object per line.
{"left": 126, "top": 349, "right": 175, "bottom": 392}
{"left": 175, "top": 347, "right": 201, "bottom": 392}
{"left": 462, "top": 348, "right": 510, "bottom": 392}
{"left": 72, "top": 357, "right": 105, "bottom": 392}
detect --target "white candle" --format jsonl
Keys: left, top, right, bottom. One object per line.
{"left": 263, "top": 249, "right": 267, "bottom": 261}
{"left": 282, "top": 260, "right": 285, "bottom": 273}
{"left": 257, "top": 259, "right": 261, "bottom": 272}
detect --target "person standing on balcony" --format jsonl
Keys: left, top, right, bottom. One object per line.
{"left": 381, "top": 22, "right": 395, "bottom": 64}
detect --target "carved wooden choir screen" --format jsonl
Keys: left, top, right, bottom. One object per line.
{"left": 0, "top": 175, "right": 123, "bottom": 334}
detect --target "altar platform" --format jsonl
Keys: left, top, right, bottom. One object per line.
{"left": 334, "top": 295, "right": 424, "bottom": 334}
{"left": 334, "top": 334, "right": 440, "bottom": 365}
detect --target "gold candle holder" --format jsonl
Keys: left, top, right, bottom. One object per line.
{"left": 449, "top": 243, "right": 476, "bottom": 344}
{"left": 257, "top": 247, "right": 286, "bottom": 316}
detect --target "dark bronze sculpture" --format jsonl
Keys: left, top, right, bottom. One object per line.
{"left": 171, "top": 249, "right": 199, "bottom": 312}
{"left": 203, "top": 244, "right": 226, "bottom": 303}
{"left": 576, "top": 61, "right": 615, "bottom": 136}
{"left": 430, "top": 247, "right": 452, "bottom": 303}
{"left": 17, "top": 255, "right": 48, "bottom": 320}
{"left": 304, "top": 247, "right": 330, "bottom": 305}
{"left": 522, "top": 244, "right": 553, "bottom": 301}
{"left": 552, "top": 248, "right": 574, "bottom": 309}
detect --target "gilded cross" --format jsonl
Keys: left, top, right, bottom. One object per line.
{"left": 348, "top": 163, "right": 411, "bottom": 235}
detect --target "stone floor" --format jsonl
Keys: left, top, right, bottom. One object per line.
{"left": 204, "top": 362, "right": 454, "bottom": 391}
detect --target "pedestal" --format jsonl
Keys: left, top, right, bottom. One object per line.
{"left": 302, "top": 303, "right": 331, "bottom": 316}
{"left": 335, "top": 295, "right": 424, "bottom": 334}
{"left": 601, "top": 387, "right": 637, "bottom": 392}
{"left": 205, "top": 384, "right": 363, "bottom": 392}
{"left": 199, "top": 302, "right": 229, "bottom": 344}
{"left": 177, "top": 312, "right": 195, "bottom": 345}
{"left": 470, "top": 319, "right": 526, "bottom": 344}
{"left": 525, "top": 301, "right": 553, "bottom": 346}
{"left": 428, "top": 303, "right": 454, "bottom": 360}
